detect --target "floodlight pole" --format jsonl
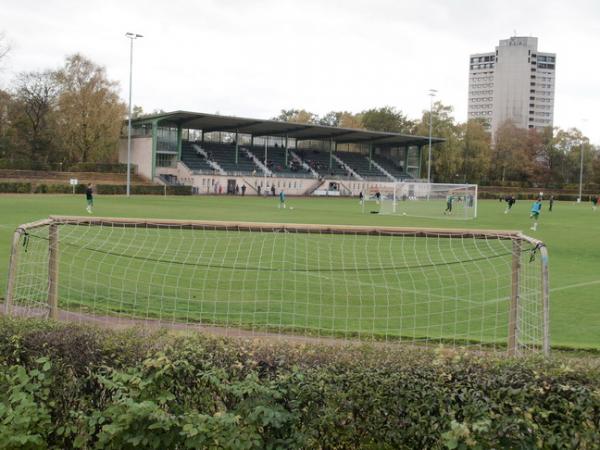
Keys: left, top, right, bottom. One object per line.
{"left": 578, "top": 119, "right": 588, "bottom": 203}
{"left": 578, "top": 140, "right": 584, "bottom": 202}
{"left": 264, "top": 138, "right": 268, "bottom": 195}
{"left": 427, "top": 89, "right": 437, "bottom": 184}
{"left": 125, "top": 32, "right": 143, "bottom": 197}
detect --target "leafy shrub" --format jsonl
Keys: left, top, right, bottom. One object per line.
{"left": 0, "top": 318, "right": 598, "bottom": 449}
{"left": 0, "top": 182, "right": 32, "bottom": 193}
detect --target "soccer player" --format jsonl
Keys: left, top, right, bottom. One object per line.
{"left": 592, "top": 195, "right": 598, "bottom": 211}
{"left": 549, "top": 195, "right": 554, "bottom": 212}
{"left": 444, "top": 194, "right": 453, "bottom": 215}
{"left": 529, "top": 198, "right": 542, "bottom": 231}
{"left": 504, "top": 195, "right": 516, "bottom": 214}
{"left": 85, "top": 183, "right": 94, "bottom": 214}
{"left": 359, "top": 191, "right": 364, "bottom": 205}
{"left": 278, "top": 190, "right": 286, "bottom": 209}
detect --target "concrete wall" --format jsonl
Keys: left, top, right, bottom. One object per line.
{"left": 156, "top": 163, "right": 401, "bottom": 197}
{"left": 119, "top": 137, "right": 153, "bottom": 180}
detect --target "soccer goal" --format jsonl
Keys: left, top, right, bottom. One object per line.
{"left": 4, "top": 216, "right": 549, "bottom": 355}
{"left": 378, "top": 182, "right": 478, "bottom": 219}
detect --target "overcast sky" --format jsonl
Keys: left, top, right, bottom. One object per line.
{"left": 1, "top": 0, "right": 598, "bottom": 143}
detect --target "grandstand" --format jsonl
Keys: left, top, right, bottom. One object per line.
{"left": 335, "top": 151, "right": 392, "bottom": 180}
{"left": 120, "top": 111, "right": 442, "bottom": 195}
{"left": 371, "top": 154, "right": 410, "bottom": 180}
{"left": 180, "top": 141, "right": 214, "bottom": 173}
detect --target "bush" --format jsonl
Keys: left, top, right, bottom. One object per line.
{"left": 0, "top": 182, "right": 32, "bottom": 193}
{"left": 0, "top": 318, "right": 598, "bottom": 449}
{"left": 0, "top": 159, "right": 132, "bottom": 173}
{"left": 95, "top": 184, "right": 192, "bottom": 195}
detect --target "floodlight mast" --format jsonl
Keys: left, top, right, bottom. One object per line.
{"left": 427, "top": 89, "right": 437, "bottom": 185}
{"left": 125, "top": 32, "right": 143, "bottom": 197}
{"left": 578, "top": 118, "right": 588, "bottom": 203}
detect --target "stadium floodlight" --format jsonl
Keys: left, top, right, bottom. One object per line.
{"left": 427, "top": 89, "right": 437, "bottom": 185}
{"left": 578, "top": 119, "right": 588, "bottom": 203}
{"left": 125, "top": 32, "right": 143, "bottom": 197}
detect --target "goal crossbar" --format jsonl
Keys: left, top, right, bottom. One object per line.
{"left": 45, "top": 215, "right": 533, "bottom": 241}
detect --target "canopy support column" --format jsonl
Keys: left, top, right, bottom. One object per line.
{"left": 404, "top": 146, "right": 410, "bottom": 176}
{"left": 176, "top": 124, "right": 182, "bottom": 161}
{"left": 285, "top": 135, "right": 289, "bottom": 167}
{"left": 151, "top": 119, "right": 158, "bottom": 180}
{"left": 417, "top": 145, "right": 423, "bottom": 179}
{"left": 329, "top": 138, "right": 333, "bottom": 172}
{"left": 369, "top": 144, "right": 373, "bottom": 170}
{"left": 235, "top": 129, "right": 239, "bottom": 165}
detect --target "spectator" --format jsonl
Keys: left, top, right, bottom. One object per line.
{"left": 271, "top": 185, "right": 276, "bottom": 196}
{"left": 241, "top": 185, "right": 246, "bottom": 196}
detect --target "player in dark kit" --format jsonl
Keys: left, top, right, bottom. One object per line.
{"left": 85, "top": 183, "right": 94, "bottom": 214}
{"left": 504, "top": 195, "right": 516, "bottom": 213}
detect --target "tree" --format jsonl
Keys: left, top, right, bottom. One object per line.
{"left": 460, "top": 119, "right": 491, "bottom": 183}
{"left": 54, "top": 54, "right": 126, "bottom": 163}
{"left": 414, "top": 102, "right": 462, "bottom": 182}
{"left": 272, "top": 109, "right": 318, "bottom": 124}
{"left": 360, "top": 106, "right": 414, "bottom": 133}
{"left": 11, "top": 70, "right": 60, "bottom": 163}
{"left": 491, "top": 120, "right": 531, "bottom": 183}
{"left": 0, "top": 31, "right": 10, "bottom": 66}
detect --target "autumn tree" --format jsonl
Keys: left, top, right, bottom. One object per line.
{"left": 414, "top": 102, "right": 462, "bottom": 182}
{"left": 460, "top": 119, "right": 491, "bottom": 183}
{"left": 360, "top": 106, "right": 414, "bottom": 133}
{"left": 54, "top": 54, "right": 126, "bottom": 163}
{"left": 491, "top": 120, "right": 531, "bottom": 183}
{"left": 272, "top": 109, "right": 318, "bottom": 124}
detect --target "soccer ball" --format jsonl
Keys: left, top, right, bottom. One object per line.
{"left": 290, "top": 206, "right": 294, "bottom": 210}
{"left": 402, "top": 212, "right": 407, "bottom": 216}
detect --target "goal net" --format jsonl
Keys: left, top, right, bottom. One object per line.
{"left": 378, "top": 182, "right": 478, "bottom": 219}
{"left": 4, "top": 216, "right": 549, "bottom": 355}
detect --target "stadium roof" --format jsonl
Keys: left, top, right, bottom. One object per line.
{"left": 132, "top": 111, "right": 444, "bottom": 146}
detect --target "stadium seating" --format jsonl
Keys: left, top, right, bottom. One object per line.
{"left": 181, "top": 140, "right": 412, "bottom": 180}
{"left": 334, "top": 152, "right": 389, "bottom": 179}
{"left": 181, "top": 142, "right": 214, "bottom": 172}
{"left": 371, "top": 154, "right": 411, "bottom": 179}
{"left": 251, "top": 146, "right": 308, "bottom": 177}
{"left": 294, "top": 149, "right": 349, "bottom": 177}
{"left": 201, "top": 142, "right": 259, "bottom": 174}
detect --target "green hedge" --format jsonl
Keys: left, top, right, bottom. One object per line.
{"left": 0, "top": 181, "right": 192, "bottom": 195}
{"left": 480, "top": 192, "right": 596, "bottom": 202}
{"left": 0, "top": 182, "right": 32, "bottom": 193}
{"left": 0, "top": 318, "right": 598, "bottom": 449}
{"left": 0, "top": 159, "right": 132, "bottom": 173}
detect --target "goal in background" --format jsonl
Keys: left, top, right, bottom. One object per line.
{"left": 4, "top": 216, "right": 549, "bottom": 355}
{"left": 376, "top": 182, "right": 478, "bottom": 219}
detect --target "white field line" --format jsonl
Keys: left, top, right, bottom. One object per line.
{"left": 550, "top": 279, "right": 600, "bottom": 293}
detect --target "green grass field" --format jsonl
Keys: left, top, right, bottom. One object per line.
{"left": 1, "top": 194, "right": 599, "bottom": 349}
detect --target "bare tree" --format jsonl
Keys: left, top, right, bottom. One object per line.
{"left": 12, "top": 70, "right": 60, "bottom": 162}
{"left": 0, "top": 31, "right": 10, "bottom": 67}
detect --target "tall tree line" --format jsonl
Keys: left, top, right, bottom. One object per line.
{"left": 0, "top": 48, "right": 125, "bottom": 169}
{"left": 273, "top": 105, "right": 600, "bottom": 188}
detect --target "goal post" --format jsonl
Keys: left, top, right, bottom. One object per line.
{"left": 4, "top": 215, "right": 549, "bottom": 355}
{"left": 378, "top": 182, "right": 478, "bottom": 220}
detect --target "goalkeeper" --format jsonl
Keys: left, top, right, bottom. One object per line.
{"left": 529, "top": 198, "right": 542, "bottom": 231}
